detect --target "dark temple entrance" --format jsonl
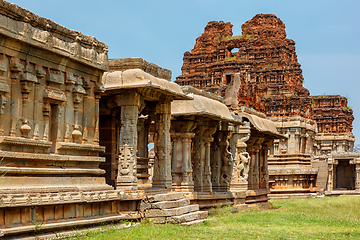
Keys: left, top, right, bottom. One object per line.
{"left": 335, "top": 160, "right": 355, "bottom": 190}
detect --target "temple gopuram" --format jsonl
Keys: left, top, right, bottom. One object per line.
{"left": 176, "top": 14, "right": 360, "bottom": 198}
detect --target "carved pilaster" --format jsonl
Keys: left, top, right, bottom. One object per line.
{"left": 94, "top": 82, "right": 105, "bottom": 144}
{"left": 71, "top": 78, "right": 86, "bottom": 142}
{"left": 19, "top": 62, "right": 37, "bottom": 137}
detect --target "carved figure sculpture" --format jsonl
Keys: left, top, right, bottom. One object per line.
{"left": 237, "top": 150, "right": 250, "bottom": 182}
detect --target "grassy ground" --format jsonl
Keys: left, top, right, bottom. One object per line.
{"left": 69, "top": 196, "right": 360, "bottom": 240}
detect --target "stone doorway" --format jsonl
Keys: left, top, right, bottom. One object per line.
{"left": 335, "top": 160, "right": 355, "bottom": 190}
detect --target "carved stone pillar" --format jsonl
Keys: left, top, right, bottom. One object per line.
{"left": 247, "top": 137, "right": 262, "bottom": 191}
{"left": 193, "top": 123, "right": 217, "bottom": 192}
{"left": 355, "top": 164, "right": 360, "bottom": 191}
{"left": 326, "top": 158, "right": 337, "bottom": 191}
{"left": 117, "top": 91, "right": 140, "bottom": 190}
{"left": 211, "top": 123, "right": 233, "bottom": 192}
{"left": 261, "top": 140, "right": 273, "bottom": 190}
{"left": 152, "top": 98, "right": 172, "bottom": 189}
{"left": 137, "top": 116, "right": 151, "bottom": 189}
{"left": 350, "top": 158, "right": 360, "bottom": 191}
{"left": 171, "top": 120, "right": 196, "bottom": 193}
{"left": 230, "top": 123, "right": 251, "bottom": 191}
{"left": 210, "top": 131, "right": 221, "bottom": 192}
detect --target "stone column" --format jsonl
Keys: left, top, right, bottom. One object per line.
{"left": 218, "top": 123, "right": 234, "bottom": 192}
{"left": 326, "top": 158, "right": 337, "bottom": 191}
{"left": 152, "top": 98, "right": 172, "bottom": 189}
{"left": 261, "top": 140, "right": 273, "bottom": 190}
{"left": 230, "top": 123, "right": 251, "bottom": 191}
{"left": 171, "top": 121, "right": 196, "bottom": 193}
{"left": 117, "top": 91, "right": 140, "bottom": 190}
{"left": 193, "top": 123, "right": 217, "bottom": 192}
{"left": 137, "top": 116, "right": 151, "bottom": 189}
{"left": 210, "top": 131, "right": 221, "bottom": 192}
{"left": 355, "top": 164, "right": 360, "bottom": 191}
{"left": 350, "top": 158, "right": 360, "bottom": 191}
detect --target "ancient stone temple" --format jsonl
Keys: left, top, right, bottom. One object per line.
{"left": 1, "top": 0, "right": 359, "bottom": 237}
{"left": 0, "top": 1, "right": 287, "bottom": 236}
{"left": 175, "top": 14, "right": 359, "bottom": 197}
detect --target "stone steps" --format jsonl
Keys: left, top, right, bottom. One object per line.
{"left": 142, "top": 192, "right": 208, "bottom": 225}
{"left": 145, "top": 204, "right": 199, "bottom": 217}
{"left": 168, "top": 210, "right": 208, "bottom": 223}
{"left": 181, "top": 219, "right": 205, "bottom": 226}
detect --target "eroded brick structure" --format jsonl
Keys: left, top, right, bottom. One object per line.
{"left": 176, "top": 14, "right": 359, "bottom": 197}
{"left": 176, "top": 14, "right": 312, "bottom": 119}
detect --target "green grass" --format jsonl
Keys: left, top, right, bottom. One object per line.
{"left": 68, "top": 196, "right": 360, "bottom": 240}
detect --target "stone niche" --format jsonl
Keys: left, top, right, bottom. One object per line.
{"left": 0, "top": 2, "right": 139, "bottom": 237}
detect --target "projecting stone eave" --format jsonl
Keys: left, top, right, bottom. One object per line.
{"left": 171, "top": 94, "right": 240, "bottom": 124}
{"left": 241, "top": 112, "right": 287, "bottom": 139}
{"left": 102, "top": 69, "right": 192, "bottom": 101}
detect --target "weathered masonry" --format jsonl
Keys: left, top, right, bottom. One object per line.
{"left": 175, "top": 14, "right": 360, "bottom": 197}
{"left": 2, "top": 0, "right": 359, "bottom": 238}
{"left": 0, "top": 2, "right": 140, "bottom": 237}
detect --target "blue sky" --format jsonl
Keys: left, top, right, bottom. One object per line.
{"left": 8, "top": 0, "right": 360, "bottom": 144}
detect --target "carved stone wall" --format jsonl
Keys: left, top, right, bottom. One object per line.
{"left": 0, "top": 2, "right": 147, "bottom": 237}
{"left": 312, "top": 95, "right": 354, "bottom": 134}
{"left": 0, "top": 3, "right": 110, "bottom": 194}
